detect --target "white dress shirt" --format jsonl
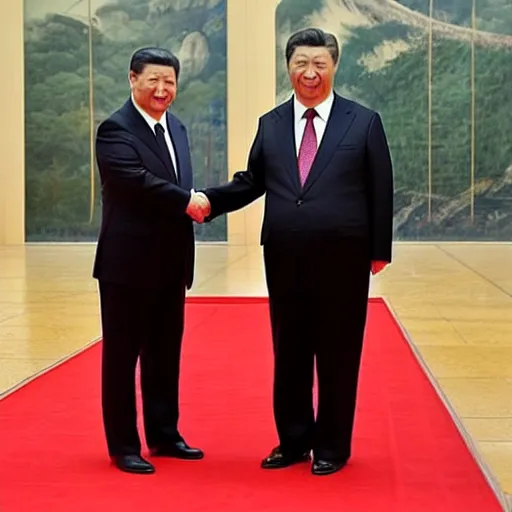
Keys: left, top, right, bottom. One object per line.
{"left": 131, "top": 95, "right": 178, "bottom": 177}
{"left": 293, "top": 91, "right": 335, "bottom": 155}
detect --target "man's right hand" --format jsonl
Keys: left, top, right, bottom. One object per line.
{"left": 186, "top": 190, "right": 211, "bottom": 223}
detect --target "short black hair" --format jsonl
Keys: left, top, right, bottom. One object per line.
{"left": 285, "top": 28, "right": 339, "bottom": 66}
{"left": 129, "top": 47, "right": 181, "bottom": 79}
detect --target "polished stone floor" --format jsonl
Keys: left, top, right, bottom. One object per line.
{"left": 0, "top": 242, "right": 511, "bottom": 507}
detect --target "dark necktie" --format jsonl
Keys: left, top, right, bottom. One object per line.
{"left": 297, "top": 108, "right": 318, "bottom": 186}
{"left": 155, "top": 122, "right": 178, "bottom": 183}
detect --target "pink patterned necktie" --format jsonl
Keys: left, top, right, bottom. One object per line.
{"left": 297, "top": 108, "right": 318, "bottom": 186}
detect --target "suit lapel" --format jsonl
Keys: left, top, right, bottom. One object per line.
{"left": 275, "top": 98, "right": 302, "bottom": 192}
{"left": 122, "top": 100, "right": 169, "bottom": 172}
{"left": 166, "top": 113, "right": 187, "bottom": 186}
{"left": 302, "top": 94, "right": 356, "bottom": 194}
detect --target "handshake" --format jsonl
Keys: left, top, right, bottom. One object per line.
{"left": 185, "top": 189, "right": 211, "bottom": 223}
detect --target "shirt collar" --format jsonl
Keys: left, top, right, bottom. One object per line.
{"left": 293, "top": 90, "right": 334, "bottom": 122}
{"left": 131, "top": 94, "right": 168, "bottom": 133}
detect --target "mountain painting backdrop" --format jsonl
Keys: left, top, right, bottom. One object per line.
{"left": 276, "top": 0, "right": 512, "bottom": 240}
{"left": 24, "top": 0, "right": 227, "bottom": 241}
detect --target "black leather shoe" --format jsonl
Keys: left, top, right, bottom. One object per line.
{"left": 112, "top": 455, "right": 155, "bottom": 474}
{"left": 150, "top": 440, "right": 204, "bottom": 460}
{"left": 261, "top": 447, "right": 311, "bottom": 469}
{"left": 311, "top": 459, "right": 346, "bottom": 476}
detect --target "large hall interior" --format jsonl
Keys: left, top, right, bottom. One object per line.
{"left": 1, "top": 1, "right": 511, "bottom": 511}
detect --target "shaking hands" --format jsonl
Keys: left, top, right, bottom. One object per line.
{"left": 186, "top": 189, "right": 211, "bottom": 223}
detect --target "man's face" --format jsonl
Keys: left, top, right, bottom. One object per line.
{"left": 288, "top": 45, "right": 336, "bottom": 107}
{"left": 129, "top": 64, "right": 177, "bottom": 120}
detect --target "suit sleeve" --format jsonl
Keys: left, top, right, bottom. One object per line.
{"left": 367, "top": 113, "right": 394, "bottom": 262}
{"left": 95, "top": 120, "right": 191, "bottom": 216}
{"left": 203, "top": 118, "right": 266, "bottom": 219}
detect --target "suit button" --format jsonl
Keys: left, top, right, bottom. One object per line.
{"left": 296, "top": 200, "right": 303, "bottom": 206}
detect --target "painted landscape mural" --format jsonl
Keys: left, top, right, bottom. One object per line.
{"left": 24, "top": 0, "right": 227, "bottom": 241}
{"left": 276, "top": 0, "right": 512, "bottom": 240}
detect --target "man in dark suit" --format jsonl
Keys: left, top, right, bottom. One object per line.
{"left": 93, "top": 47, "right": 209, "bottom": 474}
{"left": 200, "top": 28, "right": 394, "bottom": 475}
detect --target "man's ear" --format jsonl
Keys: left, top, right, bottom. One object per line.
{"left": 128, "top": 71, "right": 137, "bottom": 89}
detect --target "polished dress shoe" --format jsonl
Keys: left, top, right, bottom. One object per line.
{"left": 150, "top": 440, "right": 204, "bottom": 460}
{"left": 311, "top": 459, "right": 347, "bottom": 476}
{"left": 112, "top": 455, "right": 155, "bottom": 474}
{"left": 261, "top": 447, "right": 311, "bottom": 469}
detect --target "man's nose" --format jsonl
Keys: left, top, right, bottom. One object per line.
{"left": 303, "top": 65, "right": 316, "bottom": 79}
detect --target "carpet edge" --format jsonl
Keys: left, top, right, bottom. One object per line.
{"left": 186, "top": 296, "right": 268, "bottom": 304}
{"left": 381, "top": 298, "right": 510, "bottom": 512}
{"left": 0, "top": 337, "right": 101, "bottom": 402}
{"left": 0, "top": 297, "right": 382, "bottom": 402}
{"left": 0, "top": 297, "right": 383, "bottom": 402}
{"left": 186, "top": 296, "right": 384, "bottom": 304}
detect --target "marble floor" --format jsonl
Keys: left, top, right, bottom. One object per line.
{"left": 0, "top": 242, "right": 511, "bottom": 508}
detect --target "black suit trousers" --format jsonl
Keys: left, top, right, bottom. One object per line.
{"left": 263, "top": 233, "right": 371, "bottom": 462}
{"left": 98, "top": 279, "right": 186, "bottom": 456}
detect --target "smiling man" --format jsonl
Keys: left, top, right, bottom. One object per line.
{"left": 93, "top": 47, "right": 207, "bottom": 474}
{"left": 202, "top": 28, "right": 394, "bottom": 475}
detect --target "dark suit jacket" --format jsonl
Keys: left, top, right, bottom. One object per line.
{"left": 93, "top": 99, "right": 195, "bottom": 289}
{"left": 206, "top": 93, "right": 394, "bottom": 262}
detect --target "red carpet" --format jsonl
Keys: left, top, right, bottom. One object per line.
{"left": 0, "top": 298, "right": 503, "bottom": 512}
